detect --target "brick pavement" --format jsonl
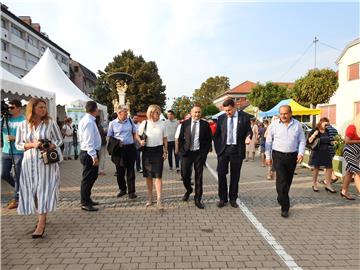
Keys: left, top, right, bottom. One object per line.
{"left": 1, "top": 153, "right": 359, "bottom": 270}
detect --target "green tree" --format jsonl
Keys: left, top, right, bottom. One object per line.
{"left": 203, "top": 104, "right": 220, "bottom": 117}
{"left": 247, "top": 82, "right": 291, "bottom": 111}
{"left": 171, "top": 96, "right": 193, "bottom": 120}
{"left": 193, "top": 76, "right": 229, "bottom": 108}
{"left": 292, "top": 68, "right": 338, "bottom": 107}
{"left": 92, "top": 71, "right": 116, "bottom": 113}
{"left": 92, "top": 49, "right": 166, "bottom": 115}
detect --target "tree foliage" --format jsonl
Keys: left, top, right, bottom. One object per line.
{"left": 92, "top": 50, "right": 166, "bottom": 115}
{"left": 247, "top": 82, "right": 292, "bottom": 111}
{"left": 193, "top": 76, "right": 229, "bottom": 108}
{"left": 171, "top": 96, "right": 193, "bottom": 120}
{"left": 291, "top": 68, "right": 338, "bottom": 106}
{"left": 203, "top": 104, "right": 220, "bottom": 117}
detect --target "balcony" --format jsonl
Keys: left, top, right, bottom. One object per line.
{"left": 10, "top": 34, "right": 25, "bottom": 49}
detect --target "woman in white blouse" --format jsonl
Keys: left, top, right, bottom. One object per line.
{"left": 138, "top": 105, "right": 168, "bottom": 209}
{"left": 62, "top": 117, "right": 74, "bottom": 160}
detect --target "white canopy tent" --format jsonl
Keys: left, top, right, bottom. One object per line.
{"left": 1, "top": 66, "right": 56, "bottom": 118}
{"left": 22, "top": 48, "right": 108, "bottom": 124}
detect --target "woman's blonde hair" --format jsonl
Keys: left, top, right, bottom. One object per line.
{"left": 26, "top": 98, "right": 50, "bottom": 127}
{"left": 146, "top": 104, "right": 161, "bottom": 120}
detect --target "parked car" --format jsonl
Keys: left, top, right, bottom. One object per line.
{"left": 301, "top": 122, "right": 312, "bottom": 137}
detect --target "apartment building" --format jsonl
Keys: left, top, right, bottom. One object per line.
{"left": 1, "top": 4, "right": 70, "bottom": 78}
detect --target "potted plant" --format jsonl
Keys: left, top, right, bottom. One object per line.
{"left": 332, "top": 135, "right": 346, "bottom": 177}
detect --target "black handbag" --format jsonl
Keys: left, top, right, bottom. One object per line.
{"left": 309, "top": 137, "right": 320, "bottom": 150}
{"left": 41, "top": 149, "right": 60, "bottom": 164}
{"left": 138, "top": 121, "right": 147, "bottom": 152}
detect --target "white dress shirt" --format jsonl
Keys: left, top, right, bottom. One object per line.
{"left": 265, "top": 118, "right": 306, "bottom": 160}
{"left": 78, "top": 113, "right": 101, "bottom": 158}
{"left": 190, "top": 119, "right": 200, "bottom": 151}
{"left": 226, "top": 111, "right": 238, "bottom": 145}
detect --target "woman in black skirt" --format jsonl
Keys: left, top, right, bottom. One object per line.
{"left": 308, "top": 117, "right": 336, "bottom": 193}
{"left": 138, "top": 105, "right": 168, "bottom": 209}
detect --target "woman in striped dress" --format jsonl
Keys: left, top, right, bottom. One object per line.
{"left": 341, "top": 115, "right": 360, "bottom": 200}
{"left": 15, "top": 98, "right": 63, "bottom": 238}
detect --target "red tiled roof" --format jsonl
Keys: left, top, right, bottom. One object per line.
{"left": 272, "top": 82, "right": 295, "bottom": 89}
{"left": 214, "top": 80, "right": 295, "bottom": 100}
{"left": 228, "top": 80, "right": 257, "bottom": 94}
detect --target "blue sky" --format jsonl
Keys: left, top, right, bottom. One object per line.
{"left": 4, "top": 0, "right": 359, "bottom": 106}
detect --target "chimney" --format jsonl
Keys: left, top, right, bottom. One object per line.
{"left": 19, "top": 16, "right": 32, "bottom": 25}
{"left": 31, "top": 23, "right": 41, "bottom": 32}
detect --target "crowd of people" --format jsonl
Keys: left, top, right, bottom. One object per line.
{"left": 1, "top": 97, "right": 360, "bottom": 238}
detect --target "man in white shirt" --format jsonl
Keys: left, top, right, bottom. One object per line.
{"left": 165, "top": 110, "right": 179, "bottom": 172}
{"left": 78, "top": 101, "right": 102, "bottom": 211}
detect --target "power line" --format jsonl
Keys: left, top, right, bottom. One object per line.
{"left": 318, "top": 41, "right": 342, "bottom": 51}
{"left": 278, "top": 41, "right": 314, "bottom": 81}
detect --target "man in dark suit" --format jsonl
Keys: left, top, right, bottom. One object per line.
{"left": 176, "top": 105, "right": 212, "bottom": 209}
{"left": 213, "top": 99, "right": 252, "bottom": 208}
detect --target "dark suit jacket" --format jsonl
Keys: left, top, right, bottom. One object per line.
{"left": 178, "top": 118, "right": 212, "bottom": 157}
{"left": 213, "top": 110, "right": 253, "bottom": 158}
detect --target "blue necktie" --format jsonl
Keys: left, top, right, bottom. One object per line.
{"left": 229, "top": 117, "right": 234, "bottom": 144}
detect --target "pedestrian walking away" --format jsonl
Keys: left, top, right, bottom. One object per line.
{"left": 176, "top": 104, "right": 212, "bottom": 209}
{"left": 265, "top": 105, "right": 306, "bottom": 218}
{"left": 213, "top": 98, "right": 252, "bottom": 209}
{"left": 96, "top": 115, "right": 107, "bottom": 176}
{"left": 78, "top": 101, "right": 102, "bottom": 211}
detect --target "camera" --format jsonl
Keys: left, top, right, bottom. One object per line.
{"left": 39, "top": 139, "right": 51, "bottom": 149}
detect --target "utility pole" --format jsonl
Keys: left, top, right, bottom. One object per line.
{"left": 313, "top": 36, "right": 319, "bottom": 69}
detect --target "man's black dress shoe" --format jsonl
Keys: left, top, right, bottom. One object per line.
{"left": 281, "top": 210, "right": 289, "bottom": 218}
{"left": 230, "top": 201, "right": 239, "bottom": 208}
{"left": 117, "top": 191, "right": 127, "bottom": 197}
{"left": 90, "top": 200, "right": 99, "bottom": 206}
{"left": 81, "top": 205, "right": 98, "bottom": 211}
{"left": 217, "top": 201, "right": 227, "bottom": 208}
{"left": 182, "top": 192, "right": 191, "bottom": 201}
{"left": 129, "top": 193, "right": 138, "bottom": 199}
{"left": 195, "top": 200, "right": 205, "bottom": 209}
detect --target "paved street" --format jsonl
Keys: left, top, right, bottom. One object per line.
{"left": 1, "top": 153, "right": 359, "bottom": 270}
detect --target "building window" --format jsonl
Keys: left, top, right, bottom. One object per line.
{"left": 348, "top": 62, "right": 359, "bottom": 81}
{"left": 27, "top": 35, "right": 35, "bottom": 45}
{"left": 11, "top": 25, "right": 23, "bottom": 39}
{"left": 1, "top": 18, "right": 7, "bottom": 29}
{"left": 355, "top": 101, "right": 360, "bottom": 117}
{"left": 61, "top": 55, "right": 68, "bottom": 65}
{"left": 1, "top": 41, "right": 7, "bottom": 51}
{"left": 74, "top": 66, "right": 79, "bottom": 72}
{"left": 319, "top": 105, "right": 336, "bottom": 124}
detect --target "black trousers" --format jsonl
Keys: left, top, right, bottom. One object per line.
{"left": 167, "top": 141, "right": 179, "bottom": 169}
{"left": 181, "top": 150, "right": 206, "bottom": 201}
{"left": 116, "top": 144, "right": 136, "bottom": 194}
{"left": 80, "top": 150, "right": 99, "bottom": 206}
{"left": 217, "top": 146, "right": 243, "bottom": 202}
{"left": 272, "top": 150, "right": 298, "bottom": 211}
